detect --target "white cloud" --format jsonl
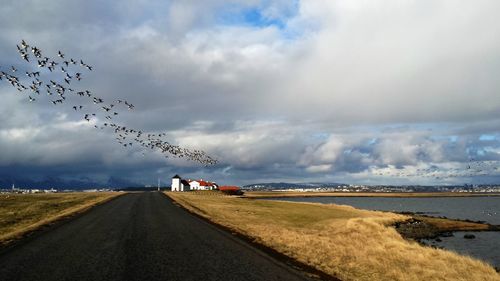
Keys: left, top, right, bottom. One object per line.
{"left": 1, "top": 0, "right": 500, "bottom": 185}
{"left": 306, "top": 164, "right": 332, "bottom": 173}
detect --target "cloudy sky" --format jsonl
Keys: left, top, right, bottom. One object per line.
{"left": 1, "top": 0, "right": 500, "bottom": 187}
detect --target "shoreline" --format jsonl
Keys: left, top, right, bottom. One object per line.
{"left": 393, "top": 214, "right": 500, "bottom": 272}
{"left": 247, "top": 193, "right": 500, "bottom": 238}
{"left": 166, "top": 191, "right": 499, "bottom": 280}
{"left": 393, "top": 213, "right": 499, "bottom": 240}
{"left": 243, "top": 191, "right": 500, "bottom": 199}
{"left": 249, "top": 193, "right": 500, "bottom": 245}
{"left": 251, "top": 193, "right": 500, "bottom": 272}
{"left": 250, "top": 193, "right": 500, "bottom": 272}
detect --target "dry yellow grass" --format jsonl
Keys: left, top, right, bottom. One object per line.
{"left": 415, "top": 215, "right": 492, "bottom": 231}
{"left": 0, "top": 192, "right": 122, "bottom": 245}
{"left": 167, "top": 191, "right": 499, "bottom": 281}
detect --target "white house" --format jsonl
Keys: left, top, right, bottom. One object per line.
{"left": 171, "top": 175, "right": 218, "bottom": 191}
{"left": 188, "top": 180, "right": 200, "bottom": 190}
{"left": 189, "top": 179, "right": 218, "bottom": 190}
{"left": 171, "top": 175, "right": 191, "bottom": 192}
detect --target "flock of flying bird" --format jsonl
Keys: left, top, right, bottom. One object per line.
{"left": 374, "top": 159, "right": 499, "bottom": 180}
{"left": 0, "top": 40, "right": 496, "bottom": 176}
{"left": 0, "top": 40, "right": 217, "bottom": 165}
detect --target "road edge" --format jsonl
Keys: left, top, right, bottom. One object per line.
{"left": 0, "top": 192, "right": 125, "bottom": 255}
{"left": 162, "top": 192, "right": 341, "bottom": 281}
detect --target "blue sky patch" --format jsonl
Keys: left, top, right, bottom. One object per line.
{"left": 479, "top": 134, "right": 497, "bottom": 141}
{"left": 367, "top": 138, "right": 378, "bottom": 145}
{"left": 242, "top": 8, "right": 285, "bottom": 29}
{"left": 216, "top": 1, "right": 299, "bottom": 31}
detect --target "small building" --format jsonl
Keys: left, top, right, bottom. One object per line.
{"left": 189, "top": 180, "right": 218, "bottom": 191}
{"left": 171, "top": 175, "right": 191, "bottom": 192}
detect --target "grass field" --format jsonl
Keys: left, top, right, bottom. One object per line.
{"left": 167, "top": 191, "right": 499, "bottom": 281}
{"left": 414, "top": 215, "right": 492, "bottom": 232}
{"left": 244, "top": 191, "right": 500, "bottom": 198}
{"left": 0, "top": 192, "right": 121, "bottom": 246}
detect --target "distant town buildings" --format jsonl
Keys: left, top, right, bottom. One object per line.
{"left": 243, "top": 183, "right": 500, "bottom": 193}
{"left": 1, "top": 187, "right": 58, "bottom": 194}
{"left": 0, "top": 183, "right": 112, "bottom": 194}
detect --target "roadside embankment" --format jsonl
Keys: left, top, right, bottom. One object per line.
{"left": 167, "top": 191, "right": 499, "bottom": 281}
{"left": 0, "top": 192, "right": 122, "bottom": 246}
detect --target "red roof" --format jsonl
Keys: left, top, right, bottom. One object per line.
{"left": 219, "top": 186, "right": 240, "bottom": 191}
{"left": 199, "top": 180, "right": 212, "bottom": 186}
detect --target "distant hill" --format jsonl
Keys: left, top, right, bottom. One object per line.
{"left": 105, "top": 176, "right": 141, "bottom": 189}
{"left": 242, "top": 183, "right": 500, "bottom": 193}
{"left": 243, "top": 182, "right": 347, "bottom": 190}
{"left": 0, "top": 176, "right": 141, "bottom": 190}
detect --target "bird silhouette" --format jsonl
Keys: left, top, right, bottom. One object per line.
{"left": 0, "top": 40, "right": 218, "bottom": 165}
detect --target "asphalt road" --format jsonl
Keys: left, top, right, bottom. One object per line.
{"left": 0, "top": 192, "right": 314, "bottom": 281}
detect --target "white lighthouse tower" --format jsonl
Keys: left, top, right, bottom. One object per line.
{"left": 171, "top": 175, "right": 182, "bottom": 192}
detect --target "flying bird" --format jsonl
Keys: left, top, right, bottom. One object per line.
{"left": 0, "top": 40, "right": 218, "bottom": 165}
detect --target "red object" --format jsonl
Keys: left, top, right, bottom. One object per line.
{"left": 218, "top": 185, "right": 243, "bottom": 195}
{"left": 218, "top": 186, "right": 240, "bottom": 191}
